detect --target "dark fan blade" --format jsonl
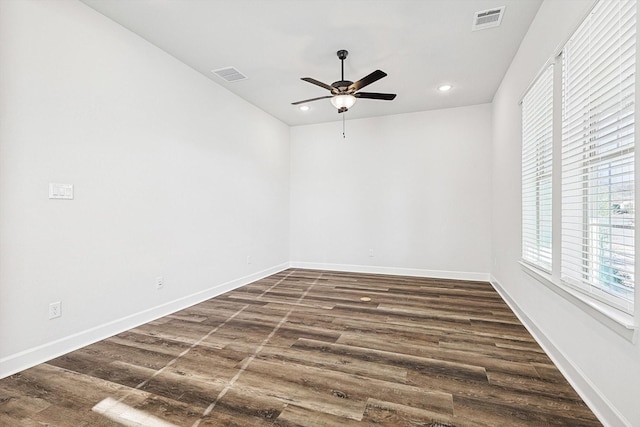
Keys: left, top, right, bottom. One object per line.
{"left": 354, "top": 92, "right": 396, "bottom": 100}
{"left": 291, "top": 95, "right": 332, "bottom": 105}
{"left": 301, "top": 77, "right": 337, "bottom": 93}
{"left": 348, "top": 70, "right": 387, "bottom": 92}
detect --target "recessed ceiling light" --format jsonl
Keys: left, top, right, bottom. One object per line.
{"left": 299, "top": 105, "right": 310, "bottom": 111}
{"left": 438, "top": 84, "right": 452, "bottom": 92}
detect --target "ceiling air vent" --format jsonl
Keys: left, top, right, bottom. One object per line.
{"left": 472, "top": 6, "right": 505, "bottom": 31}
{"left": 212, "top": 66, "right": 247, "bottom": 82}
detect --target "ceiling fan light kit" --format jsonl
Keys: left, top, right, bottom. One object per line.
{"left": 292, "top": 49, "right": 396, "bottom": 114}
{"left": 330, "top": 94, "right": 356, "bottom": 112}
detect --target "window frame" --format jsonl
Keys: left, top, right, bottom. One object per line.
{"left": 521, "top": 65, "right": 555, "bottom": 272}
{"left": 519, "top": 0, "right": 638, "bottom": 337}
{"left": 560, "top": 0, "right": 636, "bottom": 315}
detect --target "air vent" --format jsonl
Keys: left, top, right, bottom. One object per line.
{"left": 212, "top": 66, "right": 247, "bottom": 82}
{"left": 472, "top": 6, "right": 505, "bottom": 31}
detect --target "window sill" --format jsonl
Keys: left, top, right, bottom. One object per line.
{"left": 519, "top": 261, "right": 637, "bottom": 343}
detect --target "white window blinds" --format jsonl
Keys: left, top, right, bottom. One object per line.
{"left": 561, "top": 0, "right": 636, "bottom": 313}
{"left": 522, "top": 65, "right": 554, "bottom": 270}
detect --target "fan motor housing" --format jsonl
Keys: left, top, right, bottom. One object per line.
{"left": 332, "top": 80, "right": 353, "bottom": 92}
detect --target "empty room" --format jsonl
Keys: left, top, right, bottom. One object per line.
{"left": 0, "top": 0, "right": 638, "bottom": 426}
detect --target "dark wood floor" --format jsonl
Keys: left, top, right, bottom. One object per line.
{"left": 0, "top": 269, "right": 601, "bottom": 426}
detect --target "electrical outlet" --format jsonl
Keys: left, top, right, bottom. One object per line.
{"left": 156, "top": 276, "right": 164, "bottom": 290}
{"left": 246, "top": 255, "right": 252, "bottom": 265}
{"left": 49, "top": 301, "right": 61, "bottom": 319}
{"left": 369, "top": 249, "right": 374, "bottom": 257}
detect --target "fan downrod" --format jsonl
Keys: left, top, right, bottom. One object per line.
{"left": 334, "top": 49, "right": 352, "bottom": 90}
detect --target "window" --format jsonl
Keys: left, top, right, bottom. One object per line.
{"left": 561, "top": 0, "right": 636, "bottom": 314}
{"left": 522, "top": 65, "right": 554, "bottom": 271}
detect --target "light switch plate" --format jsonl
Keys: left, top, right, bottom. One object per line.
{"left": 49, "top": 183, "right": 73, "bottom": 199}
{"left": 49, "top": 301, "right": 61, "bottom": 319}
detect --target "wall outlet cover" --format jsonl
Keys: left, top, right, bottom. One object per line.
{"left": 49, "top": 301, "right": 61, "bottom": 319}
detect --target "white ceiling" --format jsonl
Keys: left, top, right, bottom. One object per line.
{"left": 80, "top": 0, "right": 542, "bottom": 127}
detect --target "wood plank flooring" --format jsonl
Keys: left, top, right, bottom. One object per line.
{"left": 0, "top": 269, "right": 602, "bottom": 426}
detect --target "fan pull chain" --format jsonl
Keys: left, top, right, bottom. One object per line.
{"left": 342, "top": 114, "right": 346, "bottom": 139}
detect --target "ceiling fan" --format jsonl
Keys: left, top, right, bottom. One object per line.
{"left": 292, "top": 50, "right": 396, "bottom": 113}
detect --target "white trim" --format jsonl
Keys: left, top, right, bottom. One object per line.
{"left": 490, "top": 275, "right": 633, "bottom": 427}
{"left": 289, "top": 261, "right": 490, "bottom": 282}
{"left": 0, "top": 262, "right": 289, "bottom": 380}
{"left": 520, "top": 261, "right": 637, "bottom": 342}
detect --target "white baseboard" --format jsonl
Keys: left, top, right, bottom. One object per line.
{"left": 0, "top": 262, "right": 289, "bottom": 380}
{"left": 290, "top": 261, "right": 490, "bottom": 282}
{"left": 490, "top": 275, "right": 631, "bottom": 427}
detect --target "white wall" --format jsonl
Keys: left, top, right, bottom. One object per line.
{"left": 290, "top": 105, "right": 492, "bottom": 280}
{"left": 0, "top": 0, "right": 290, "bottom": 377}
{"left": 492, "top": 1, "right": 640, "bottom": 426}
